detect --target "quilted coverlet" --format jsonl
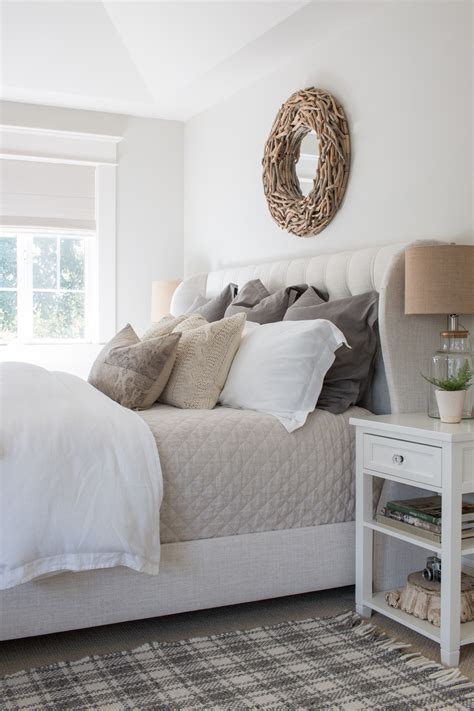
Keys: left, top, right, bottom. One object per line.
{"left": 139, "top": 405, "right": 368, "bottom": 544}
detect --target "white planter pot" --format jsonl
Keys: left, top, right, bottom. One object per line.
{"left": 435, "top": 390, "right": 466, "bottom": 424}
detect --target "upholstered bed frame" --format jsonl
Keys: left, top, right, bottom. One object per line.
{"left": 1, "top": 241, "right": 449, "bottom": 641}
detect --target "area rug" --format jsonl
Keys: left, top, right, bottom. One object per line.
{"left": 1, "top": 612, "right": 473, "bottom": 710}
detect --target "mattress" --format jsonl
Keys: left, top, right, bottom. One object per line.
{"left": 139, "top": 404, "right": 369, "bottom": 544}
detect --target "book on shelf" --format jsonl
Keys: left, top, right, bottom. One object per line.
{"left": 376, "top": 513, "right": 441, "bottom": 542}
{"left": 380, "top": 507, "right": 474, "bottom": 533}
{"left": 377, "top": 510, "right": 474, "bottom": 542}
{"left": 380, "top": 507, "right": 440, "bottom": 532}
{"left": 386, "top": 496, "right": 474, "bottom": 526}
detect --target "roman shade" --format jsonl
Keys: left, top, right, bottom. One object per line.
{"left": 0, "top": 158, "right": 96, "bottom": 230}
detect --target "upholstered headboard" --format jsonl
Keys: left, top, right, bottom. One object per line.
{"left": 171, "top": 242, "right": 451, "bottom": 415}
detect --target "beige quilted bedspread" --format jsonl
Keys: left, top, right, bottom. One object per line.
{"left": 138, "top": 404, "right": 369, "bottom": 544}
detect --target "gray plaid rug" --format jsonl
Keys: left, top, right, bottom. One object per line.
{"left": 1, "top": 612, "right": 473, "bottom": 710}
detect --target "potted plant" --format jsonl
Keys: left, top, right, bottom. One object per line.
{"left": 422, "top": 361, "right": 473, "bottom": 423}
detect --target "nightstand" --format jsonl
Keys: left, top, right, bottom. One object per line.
{"left": 350, "top": 413, "right": 474, "bottom": 667}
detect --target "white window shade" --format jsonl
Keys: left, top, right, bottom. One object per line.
{"left": 0, "top": 159, "right": 96, "bottom": 230}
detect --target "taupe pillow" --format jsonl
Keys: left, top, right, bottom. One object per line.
{"left": 225, "top": 279, "right": 307, "bottom": 324}
{"left": 88, "top": 324, "right": 181, "bottom": 410}
{"left": 188, "top": 283, "right": 237, "bottom": 322}
{"left": 160, "top": 313, "right": 246, "bottom": 409}
{"left": 284, "top": 289, "right": 379, "bottom": 414}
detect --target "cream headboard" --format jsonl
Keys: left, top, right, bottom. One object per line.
{"left": 171, "top": 242, "right": 450, "bottom": 415}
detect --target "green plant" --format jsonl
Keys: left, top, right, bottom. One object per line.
{"left": 421, "top": 360, "right": 473, "bottom": 391}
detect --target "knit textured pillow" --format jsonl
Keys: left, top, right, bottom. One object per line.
{"left": 142, "top": 314, "right": 207, "bottom": 340}
{"left": 174, "top": 314, "right": 208, "bottom": 333}
{"left": 160, "top": 313, "right": 246, "bottom": 409}
{"left": 88, "top": 324, "right": 181, "bottom": 410}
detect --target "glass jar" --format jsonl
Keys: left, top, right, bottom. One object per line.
{"left": 428, "top": 331, "right": 473, "bottom": 419}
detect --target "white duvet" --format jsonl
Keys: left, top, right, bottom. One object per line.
{"left": 0, "top": 362, "right": 163, "bottom": 589}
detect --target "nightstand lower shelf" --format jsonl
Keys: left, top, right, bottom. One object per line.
{"left": 365, "top": 592, "right": 474, "bottom": 646}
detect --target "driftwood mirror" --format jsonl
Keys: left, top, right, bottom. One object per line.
{"left": 262, "top": 87, "right": 350, "bottom": 237}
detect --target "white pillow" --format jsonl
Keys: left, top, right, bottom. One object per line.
{"left": 219, "top": 319, "right": 347, "bottom": 432}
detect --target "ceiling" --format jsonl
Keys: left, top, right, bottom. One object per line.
{"left": 0, "top": 0, "right": 313, "bottom": 121}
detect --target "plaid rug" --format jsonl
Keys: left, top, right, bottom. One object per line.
{"left": 1, "top": 612, "right": 473, "bottom": 710}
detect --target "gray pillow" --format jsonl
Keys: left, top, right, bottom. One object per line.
{"left": 88, "top": 324, "right": 181, "bottom": 410}
{"left": 225, "top": 279, "right": 307, "bottom": 324}
{"left": 284, "top": 289, "right": 379, "bottom": 414}
{"left": 188, "top": 283, "right": 237, "bottom": 322}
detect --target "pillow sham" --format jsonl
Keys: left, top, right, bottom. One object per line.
{"left": 224, "top": 278, "right": 307, "bottom": 324}
{"left": 88, "top": 324, "right": 181, "bottom": 410}
{"left": 160, "top": 313, "right": 246, "bottom": 409}
{"left": 284, "top": 289, "right": 379, "bottom": 414}
{"left": 219, "top": 319, "right": 347, "bottom": 432}
{"left": 188, "top": 283, "right": 238, "bottom": 322}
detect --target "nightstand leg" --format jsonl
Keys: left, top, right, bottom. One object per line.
{"left": 355, "top": 432, "right": 373, "bottom": 619}
{"left": 441, "top": 648, "right": 460, "bottom": 667}
{"left": 440, "top": 454, "right": 462, "bottom": 667}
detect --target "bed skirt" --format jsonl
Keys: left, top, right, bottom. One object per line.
{"left": 1, "top": 520, "right": 429, "bottom": 640}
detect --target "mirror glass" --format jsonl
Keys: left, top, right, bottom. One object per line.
{"left": 295, "top": 131, "right": 319, "bottom": 197}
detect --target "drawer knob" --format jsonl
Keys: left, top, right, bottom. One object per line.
{"left": 392, "top": 454, "right": 404, "bottom": 465}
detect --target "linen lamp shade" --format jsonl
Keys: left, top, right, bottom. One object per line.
{"left": 405, "top": 245, "right": 474, "bottom": 316}
{"left": 151, "top": 280, "right": 181, "bottom": 322}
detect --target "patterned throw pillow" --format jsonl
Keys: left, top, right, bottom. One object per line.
{"left": 159, "top": 313, "right": 246, "bottom": 409}
{"left": 88, "top": 324, "right": 181, "bottom": 410}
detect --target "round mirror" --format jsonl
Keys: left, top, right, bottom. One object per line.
{"left": 295, "top": 131, "right": 319, "bottom": 197}
{"left": 262, "top": 87, "right": 350, "bottom": 237}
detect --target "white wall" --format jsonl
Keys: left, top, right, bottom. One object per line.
{"left": 0, "top": 101, "right": 184, "bottom": 336}
{"left": 184, "top": 1, "right": 473, "bottom": 276}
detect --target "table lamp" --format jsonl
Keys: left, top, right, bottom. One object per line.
{"left": 405, "top": 244, "right": 474, "bottom": 419}
{"left": 151, "top": 279, "right": 181, "bottom": 322}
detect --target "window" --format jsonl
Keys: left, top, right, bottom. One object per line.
{"left": 0, "top": 228, "right": 95, "bottom": 343}
{"left": 0, "top": 125, "right": 121, "bottom": 343}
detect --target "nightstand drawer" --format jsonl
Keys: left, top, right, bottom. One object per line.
{"left": 363, "top": 434, "right": 442, "bottom": 486}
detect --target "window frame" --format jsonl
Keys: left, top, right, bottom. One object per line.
{"left": 0, "top": 227, "right": 97, "bottom": 344}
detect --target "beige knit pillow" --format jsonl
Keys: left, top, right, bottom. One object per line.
{"left": 142, "top": 314, "right": 207, "bottom": 340}
{"left": 173, "top": 314, "right": 208, "bottom": 333}
{"left": 160, "top": 313, "right": 246, "bottom": 409}
{"left": 88, "top": 324, "right": 181, "bottom": 409}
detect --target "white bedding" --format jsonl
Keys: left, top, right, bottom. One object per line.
{"left": 0, "top": 362, "right": 163, "bottom": 589}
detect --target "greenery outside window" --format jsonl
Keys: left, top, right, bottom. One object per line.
{"left": 0, "top": 229, "right": 95, "bottom": 343}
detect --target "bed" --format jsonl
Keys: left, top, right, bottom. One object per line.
{"left": 0, "top": 241, "right": 446, "bottom": 640}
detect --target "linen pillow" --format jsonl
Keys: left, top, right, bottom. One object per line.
{"left": 160, "top": 313, "right": 246, "bottom": 409}
{"left": 224, "top": 278, "right": 307, "bottom": 324}
{"left": 219, "top": 319, "right": 347, "bottom": 432}
{"left": 188, "top": 283, "right": 238, "bottom": 322}
{"left": 284, "top": 289, "right": 379, "bottom": 414}
{"left": 88, "top": 324, "right": 181, "bottom": 410}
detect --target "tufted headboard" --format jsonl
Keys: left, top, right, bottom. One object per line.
{"left": 171, "top": 242, "right": 453, "bottom": 415}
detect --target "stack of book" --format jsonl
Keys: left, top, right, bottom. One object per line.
{"left": 377, "top": 495, "right": 474, "bottom": 543}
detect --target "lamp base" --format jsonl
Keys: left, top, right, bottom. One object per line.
{"left": 427, "top": 329, "right": 473, "bottom": 420}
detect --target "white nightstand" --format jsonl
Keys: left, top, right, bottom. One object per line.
{"left": 350, "top": 413, "right": 474, "bottom": 667}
